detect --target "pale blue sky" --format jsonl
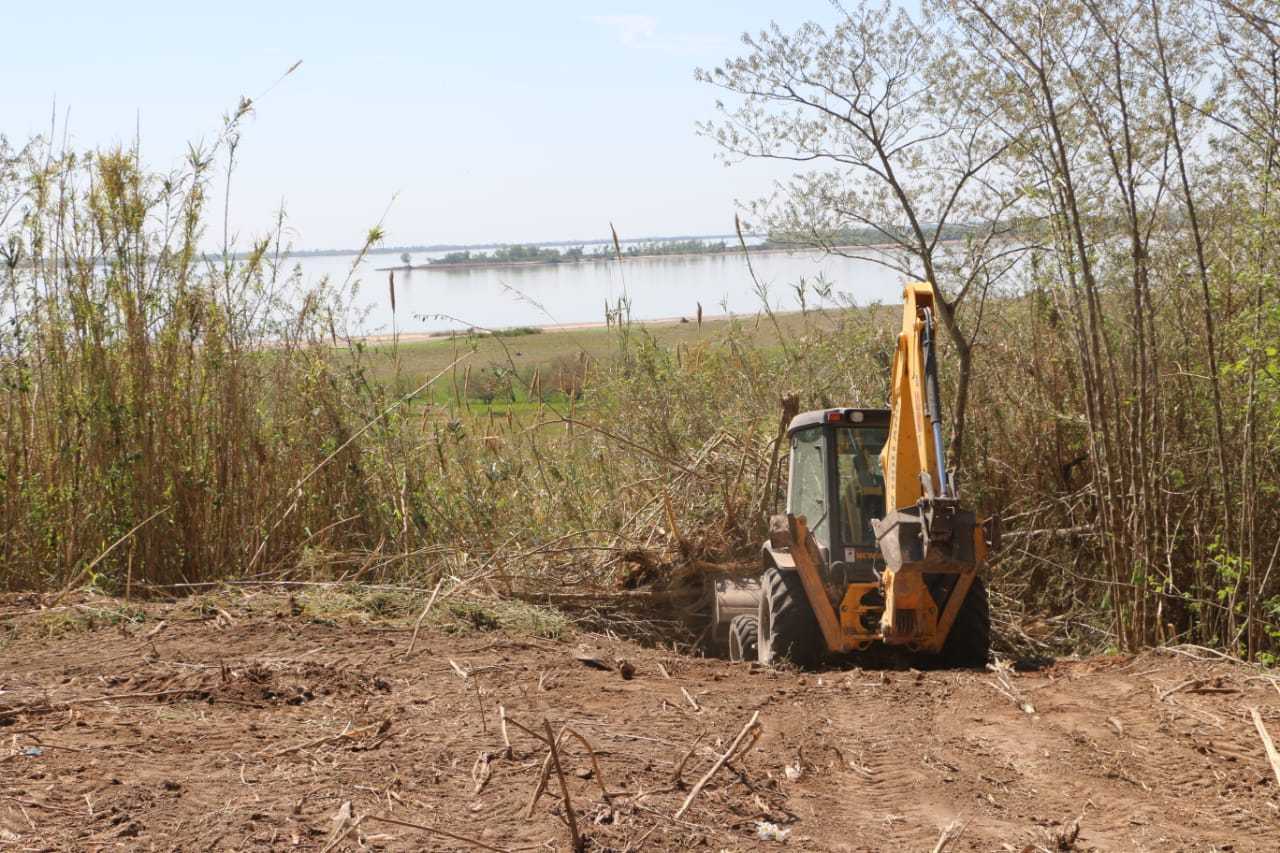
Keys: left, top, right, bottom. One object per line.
{"left": 4, "top": 1, "right": 855, "bottom": 250}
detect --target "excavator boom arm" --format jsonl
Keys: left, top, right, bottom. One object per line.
{"left": 872, "top": 282, "right": 985, "bottom": 652}
{"left": 881, "top": 281, "right": 948, "bottom": 510}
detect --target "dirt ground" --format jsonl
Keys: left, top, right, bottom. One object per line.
{"left": 2, "top": 590, "right": 1278, "bottom": 852}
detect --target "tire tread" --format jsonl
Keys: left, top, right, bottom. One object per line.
{"left": 759, "top": 567, "right": 822, "bottom": 667}
{"left": 941, "top": 577, "right": 991, "bottom": 668}
{"left": 728, "top": 614, "right": 758, "bottom": 662}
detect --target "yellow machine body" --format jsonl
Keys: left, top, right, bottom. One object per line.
{"left": 775, "top": 282, "right": 988, "bottom": 656}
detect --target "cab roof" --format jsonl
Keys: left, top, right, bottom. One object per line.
{"left": 787, "top": 408, "right": 890, "bottom": 436}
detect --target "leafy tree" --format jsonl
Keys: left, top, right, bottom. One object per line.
{"left": 699, "top": 2, "right": 1031, "bottom": 461}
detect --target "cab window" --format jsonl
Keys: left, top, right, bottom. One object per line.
{"left": 836, "top": 427, "right": 888, "bottom": 547}
{"left": 788, "top": 427, "right": 829, "bottom": 548}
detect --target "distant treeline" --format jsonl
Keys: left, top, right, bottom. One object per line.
{"left": 283, "top": 233, "right": 747, "bottom": 259}
{"left": 763, "top": 223, "right": 982, "bottom": 248}
{"left": 419, "top": 227, "right": 982, "bottom": 268}
{"left": 427, "top": 239, "right": 733, "bottom": 267}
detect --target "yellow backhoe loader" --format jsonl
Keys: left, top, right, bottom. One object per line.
{"left": 713, "top": 282, "right": 995, "bottom": 667}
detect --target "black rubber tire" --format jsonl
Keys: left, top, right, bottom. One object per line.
{"left": 941, "top": 577, "right": 991, "bottom": 668}
{"left": 757, "top": 567, "right": 822, "bottom": 667}
{"left": 728, "top": 614, "right": 759, "bottom": 663}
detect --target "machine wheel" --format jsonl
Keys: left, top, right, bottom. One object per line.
{"left": 728, "top": 614, "right": 758, "bottom": 663}
{"left": 757, "top": 567, "right": 822, "bottom": 667}
{"left": 941, "top": 577, "right": 991, "bottom": 668}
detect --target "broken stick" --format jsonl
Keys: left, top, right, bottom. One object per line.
{"left": 671, "top": 732, "right": 705, "bottom": 784}
{"left": 674, "top": 710, "right": 760, "bottom": 819}
{"left": 1158, "top": 677, "right": 1205, "bottom": 701}
{"left": 274, "top": 720, "right": 387, "bottom": 757}
{"left": 403, "top": 577, "right": 445, "bottom": 658}
{"left": 545, "top": 719, "right": 584, "bottom": 853}
{"left": 472, "top": 751, "right": 495, "bottom": 794}
{"left": 364, "top": 813, "right": 511, "bottom": 852}
{"left": 931, "top": 818, "right": 969, "bottom": 853}
{"left": 1, "top": 688, "right": 196, "bottom": 721}
{"left": 498, "top": 704, "right": 513, "bottom": 758}
{"left": 526, "top": 747, "right": 558, "bottom": 817}
{"left": 1249, "top": 707, "right": 1280, "bottom": 787}
{"left": 560, "top": 727, "right": 618, "bottom": 801}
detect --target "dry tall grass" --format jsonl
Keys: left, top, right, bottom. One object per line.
{"left": 2, "top": 100, "right": 1278, "bottom": 661}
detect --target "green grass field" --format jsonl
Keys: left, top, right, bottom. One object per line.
{"left": 355, "top": 310, "right": 839, "bottom": 393}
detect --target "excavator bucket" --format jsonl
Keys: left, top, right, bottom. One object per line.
{"left": 874, "top": 497, "right": 979, "bottom": 571}
{"left": 873, "top": 497, "right": 981, "bottom": 650}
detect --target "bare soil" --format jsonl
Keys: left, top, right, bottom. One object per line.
{"left": 2, "top": 591, "right": 1278, "bottom": 851}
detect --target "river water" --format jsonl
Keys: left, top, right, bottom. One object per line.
{"left": 295, "top": 244, "right": 907, "bottom": 335}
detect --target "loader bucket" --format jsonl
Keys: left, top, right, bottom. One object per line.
{"left": 873, "top": 497, "right": 980, "bottom": 650}
{"left": 873, "top": 497, "right": 978, "bottom": 572}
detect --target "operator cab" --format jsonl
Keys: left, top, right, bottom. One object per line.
{"left": 786, "top": 407, "right": 890, "bottom": 574}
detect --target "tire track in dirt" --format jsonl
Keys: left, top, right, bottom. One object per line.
{"left": 833, "top": 691, "right": 969, "bottom": 847}
{"left": 946, "top": 658, "right": 1280, "bottom": 850}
